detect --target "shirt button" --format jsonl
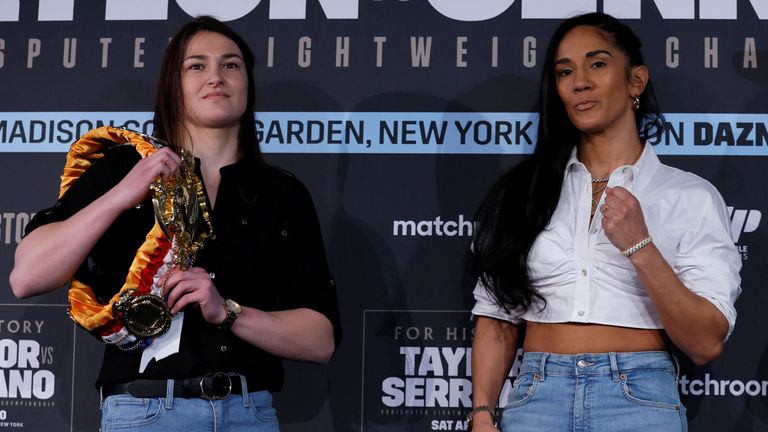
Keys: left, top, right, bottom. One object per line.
{"left": 281, "top": 230, "right": 288, "bottom": 237}
{"left": 220, "top": 345, "right": 227, "bottom": 352}
{"left": 241, "top": 219, "right": 248, "bottom": 225}
{"left": 210, "top": 234, "right": 216, "bottom": 240}
{"left": 578, "top": 310, "right": 585, "bottom": 316}
{"left": 135, "top": 203, "right": 142, "bottom": 209}
{"left": 581, "top": 269, "right": 587, "bottom": 277}
{"left": 209, "top": 272, "right": 215, "bottom": 279}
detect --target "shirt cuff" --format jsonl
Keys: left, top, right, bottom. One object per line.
{"left": 470, "top": 279, "right": 523, "bottom": 324}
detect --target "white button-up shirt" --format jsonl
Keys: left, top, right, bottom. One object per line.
{"left": 472, "top": 143, "right": 742, "bottom": 338}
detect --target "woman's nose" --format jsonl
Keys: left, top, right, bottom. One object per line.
{"left": 207, "top": 70, "right": 223, "bottom": 86}
{"left": 572, "top": 69, "right": 592, "bottom": 92}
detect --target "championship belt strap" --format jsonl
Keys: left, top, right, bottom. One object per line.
{"left": 63, "top": 126, "right": 212, "bottom": 351}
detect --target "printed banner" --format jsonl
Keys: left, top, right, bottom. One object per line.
{"left": 362, "top": 310, "right": 524, "bottom": 431}
{"left": 1, "top": 112, "right": 767, "bottom": 155}
{"left": 0, "top": 305, "right": 74, "bottom": 431}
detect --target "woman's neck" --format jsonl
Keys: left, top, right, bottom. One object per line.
{"left": 578, "top": 130, "right": 644, "bottom": 179}
{"left": 181, "top": 125, "right": 240, "bottom": 171}
{"left": 180, "top": 125, "right": 240, "bottom": 210}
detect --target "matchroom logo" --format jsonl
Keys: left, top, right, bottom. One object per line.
{"left": 392, "top": 215, "right": 475, "bottom": 237}
{"left": 727, "top": 206, "right": 761, "bottom": 261}
{"left": 679, "top": 374, "right": 768, "bottom": 397}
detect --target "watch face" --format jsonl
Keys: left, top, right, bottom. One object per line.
{"left": 225, "top": 299, "right": 241, "bottom": 314}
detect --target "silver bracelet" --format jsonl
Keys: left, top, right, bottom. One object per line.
{"left": 620, "top": 236, "right": 653, "bottom": 257}
{"left": 466, "top": 405, "right": 498, "bottom": 428}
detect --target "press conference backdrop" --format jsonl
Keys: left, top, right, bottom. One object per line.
{"left": 0, "top": 1, "right": 766, "bottom": 431}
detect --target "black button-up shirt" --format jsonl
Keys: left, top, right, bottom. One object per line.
{"left": 27, "top": 145, "right": 341, "bottom": 391}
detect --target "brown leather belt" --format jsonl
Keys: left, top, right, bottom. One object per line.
{"left": 102, "top": 372, "right": 243, "bottom": 400}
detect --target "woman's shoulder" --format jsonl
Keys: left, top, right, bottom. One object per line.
{"left": 88, "top": 143, "right": 143, "bottom": 177}
{"left": 255, "top": 163, "right": 314, "bottom": 202}
{"left": 262, "top": 163, "right": 304, "bottom": 188}
{"left": 94, "top": 142, "right": 144, "bottom": 163}
{"left": 653, "top": 163, "right": 728, "bottom": 215}
{"left": 654, "top": 163, "right": 722, "bottom": 198}
{"left": 62, "top": 143, "right": 142, "bottom": 193}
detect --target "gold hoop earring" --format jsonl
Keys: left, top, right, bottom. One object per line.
{"left": 632, "top": 95, "right": 640, "bottom": 110}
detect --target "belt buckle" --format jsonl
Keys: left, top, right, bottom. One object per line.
{"left": 199, "top": 372, "right": 232, "bottom": 400}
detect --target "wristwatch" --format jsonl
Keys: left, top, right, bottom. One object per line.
{"left": 216, "top": 299, "right": 242, "bottom": 331}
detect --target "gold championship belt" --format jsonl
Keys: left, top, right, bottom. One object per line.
{"left": 63, "top": 126, "right": 212, "bottom": 351}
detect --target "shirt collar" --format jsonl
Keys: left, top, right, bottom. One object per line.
{"left": 630, "top": 142, "right": 661, "bottom": 194}
{"left": 564, "top": 142, "right": 660, "bottom": 193}
{"left": 192, "top": 156, "right": 263, "bottom": 178}
{"left": 564, "top": 145, "right": 586, "bottom": 182}
{"left": 566, "top": 145, "right": 581, "bottom": 170}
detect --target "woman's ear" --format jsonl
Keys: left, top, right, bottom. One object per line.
{"left": 629, "top": 65, "right": 649, "bottom": 97}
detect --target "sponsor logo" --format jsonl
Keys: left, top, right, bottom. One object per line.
{"left": 679, "top": 374, "right": 768, "bottom": 397}
{"left": 727, "top": 206, "right": 761, "bottom": 261}
{"left": 393, "top": 215, "right": 475, "bottom": 237}
{"left": 728, "top": 207, "right": 761, "bottom": 244}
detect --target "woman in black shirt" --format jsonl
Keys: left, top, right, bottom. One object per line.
{"left": 10, "top": 16, "right": 340, "bottom": 431}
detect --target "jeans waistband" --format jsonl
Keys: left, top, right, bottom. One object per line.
{"left": 520, "top": 351, "right": 677, "bottom": 381}
{"left": 101, "top": 372, "right": 245, "bottom": 400}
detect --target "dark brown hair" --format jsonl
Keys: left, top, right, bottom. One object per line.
{"left": 152, "top": 16, "right": 261, "bottom": 163}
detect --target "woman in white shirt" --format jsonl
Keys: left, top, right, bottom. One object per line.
{"left": 468, "top": 12, "right": 741, "bottom": 432}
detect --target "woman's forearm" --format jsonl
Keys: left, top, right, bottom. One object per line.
{"left": 471, "top": 316, "right": 520, "bottom": 427}
{"left": 10, "top": 191, "right": 124, "bottom": 298}
{"left": 630, "top": 244, "right": 728, "bottom": 365}
{"left": 231, "top": 307, "right": 336, "bottom": 364}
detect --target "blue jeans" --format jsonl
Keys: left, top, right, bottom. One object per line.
{"left": 501, "top": 351, "right": 687, "bottom": 432}
{"left": 100, "top": 377, "right": 279, "bottom": 432}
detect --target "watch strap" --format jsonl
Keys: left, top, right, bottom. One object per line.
{"left": 215, "top": 300, "right": 239, "bottom": 331}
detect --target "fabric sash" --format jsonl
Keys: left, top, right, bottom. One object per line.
{"left": 63, "top": 126, "right": 176, "bottom": 351}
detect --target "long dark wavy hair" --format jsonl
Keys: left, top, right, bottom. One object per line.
{"left": 152, "top": 16, "right": 262, "bottom": 165}
{"left": 471, "top": 12, "right": 665, "bottom": 313}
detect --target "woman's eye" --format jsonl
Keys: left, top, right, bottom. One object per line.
{"left": 188, "top": 63, "right": 204, "bottom": 71}
{"left": 557, "top": 69, "right": 572, "bottom": 78}
{"left": 591, "top": 61, "right": 606, "bottom": 68}
{"left": 223, "top": 62, "right": 240, "bottom": 70}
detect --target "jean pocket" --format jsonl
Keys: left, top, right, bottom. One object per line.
{"left": 102, "top": 395, "right": 164, "bottom": 431}
{"left": 620, "top": 369, "right": 682, "bottom": 411}
{"left": 506, "top": 372, "right": 540, "bottom": 408}
{"left": 248, "top": 392, "right": 279, "bottom": 423}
